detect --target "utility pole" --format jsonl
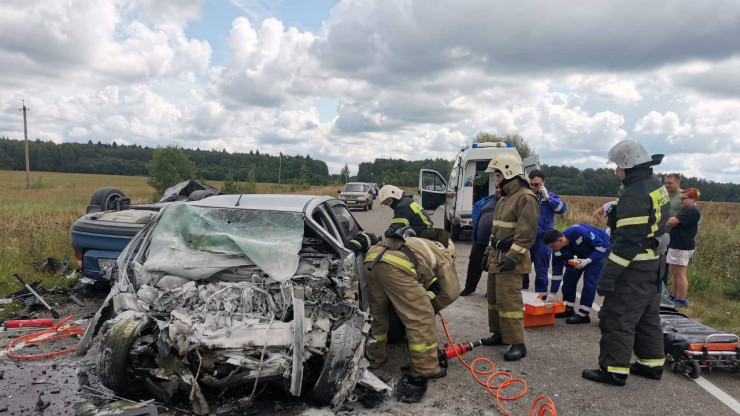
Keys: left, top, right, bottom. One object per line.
{"left": 278, "top": 152, "right": 282, "bottom": 184}
{"left": 19, "top": 100, "right": 30, "bottom": 188}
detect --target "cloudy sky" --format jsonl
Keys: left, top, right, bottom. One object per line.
{"left": 1, "top": 0, "right": 739, "bottom": 182}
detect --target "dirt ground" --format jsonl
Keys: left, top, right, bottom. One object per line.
{"left": 0, "top": 205, "right": 738, "bottom": 415}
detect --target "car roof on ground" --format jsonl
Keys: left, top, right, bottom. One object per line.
{"left": 188, "top": 194, "right": 333, "bottom": 212}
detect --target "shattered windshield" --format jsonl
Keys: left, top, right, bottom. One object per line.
{"left": 142, "top": 203, "right": 304, "bottom": 282}
{"left": 343, "top": 184, "right": 366, "bottom": 193}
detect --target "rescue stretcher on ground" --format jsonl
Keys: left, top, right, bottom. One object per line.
{"left": 659, "top": 287, "right": 740, "bottom": 379}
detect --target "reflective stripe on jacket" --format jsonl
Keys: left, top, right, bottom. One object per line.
{"left": 365, "top": 237, "right": 459, "bottom": 312}
{"left": 490, "top": 178, "right": 540, "bottom": 273}
{"left": 605, "top": 168, "right": 669, "bottom": 272}
{"left": 390, "top": 194, "right": 433, "bottom": 235}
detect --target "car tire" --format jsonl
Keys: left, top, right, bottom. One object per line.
{"left": 98, "top": 315, "right": 152, "bottom": 392}
{"left": 308, "top": 315, "right": 366, "bottom": 406}
{"left": 188, "top": 189, "right": 216, "bottom": 201}
{"left": 90, "top": 187, "right": 126, "bottom": 211}
{"left": 450, "top": 222, "right": 461, "bottom": 241}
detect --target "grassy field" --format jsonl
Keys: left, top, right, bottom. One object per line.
{"left": 558, "top": 195, "right": 740, "bottom": 334}
{"left": 0, "top": 170, "right": 342, "bottom": 297}
{"left": 1, "top": 170, "right": 738, "bottom": 334}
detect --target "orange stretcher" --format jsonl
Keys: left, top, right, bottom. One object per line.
{"left": 660, "top": 287, "right": 740, "bottom": 379}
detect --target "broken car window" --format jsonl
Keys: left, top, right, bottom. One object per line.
{"left": 142, "top": 203, "right": 304, "bottom": 282}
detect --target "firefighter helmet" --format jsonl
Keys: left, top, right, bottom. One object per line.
{"left": 485, "top": 154, "right": 524, "bottom": 179}
{"left": 608, "top": 140, "right": 664, "bottom": 169}
{"left": 378, "top": 185, "right": 403, "bottom": 204}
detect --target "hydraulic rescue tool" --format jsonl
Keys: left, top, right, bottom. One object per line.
{"left": 437, "top": 338, "right": 484, "bottom": 368}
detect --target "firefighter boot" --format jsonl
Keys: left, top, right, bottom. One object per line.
{"left": 630, "top": 363, "right": 663, "bottom": 380}
{"left": 396, "top": 374, "right": 429, "bottom": 403}
{"left": 504, "top": 344, "right": 527, "bottom": 361}
{"left": 481, "top": 333, "right": 504, "bottom": 346}
{"left": 401, "top": 365, "right": 447, "bottom": 380}
{"left": 582, "top": 368, "right": 627, "bottom": 386}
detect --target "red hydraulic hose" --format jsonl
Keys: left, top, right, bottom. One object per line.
{"left": 438, "top": 312, "right": 557, "bottom": 416}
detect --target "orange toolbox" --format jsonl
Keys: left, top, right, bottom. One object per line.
{"left": 522, "top": 292, "right": 566, "bottom": 328}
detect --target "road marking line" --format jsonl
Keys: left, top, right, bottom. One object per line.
{"left": 693, "top": 376, "right": 740, "bottom": 414}
{"left": 575, "top": 292, "right": 601, "bottom": 312}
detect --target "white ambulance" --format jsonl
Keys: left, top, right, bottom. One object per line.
{"left": 418, "top": 142, "right": 539, "bottom": 240}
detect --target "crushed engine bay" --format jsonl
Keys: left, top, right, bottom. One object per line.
{"left": 78, "top": 203, "right": 379, "bottom": 414}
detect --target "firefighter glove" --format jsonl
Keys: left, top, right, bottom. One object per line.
{"left": 347, "top": 232, "right": 379, "bottom": 254}
{"left": 496, "top": 257, "right": 516, "bottom": 272}
{"left": 575, "top": 258, "right": 592, "bottom": 270}
{"left": 544, "top": 293, "right": 558, "bottom": 304}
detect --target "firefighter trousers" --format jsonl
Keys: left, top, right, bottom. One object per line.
{"left": 365, "top": 262, "right": 440, "bottom": 377}
{"left": 598, "top": 263, "right": 664, "bottom": 376}
{"left": 487, "top": 271, "right": 525, "bottom": 345}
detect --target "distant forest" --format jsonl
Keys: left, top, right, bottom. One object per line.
{"left": 0, "top": 137, "right": 330, "bottom": 185}
{"left": 1, "top": 138, "right": 738, "bottom": 201}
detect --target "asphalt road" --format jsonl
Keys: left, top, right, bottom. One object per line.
{"left": 0, "top": 203, "right": 737, "bottom": 415}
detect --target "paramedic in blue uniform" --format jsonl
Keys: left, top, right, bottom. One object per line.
{"left": 544, "top": 224, "right": 611, "bottom": 324}
{"left": 522, "top": 169, "right": 566, "bottom": 300}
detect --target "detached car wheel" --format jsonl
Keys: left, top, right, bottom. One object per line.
{"left": 99, "top": 315, "right": 153, "bottom": 391}
{"left": 308, "top": 315, "right": 366, "bottom": 405}
{"left": 90, "top": 187, "right": 126, "bottom": 211}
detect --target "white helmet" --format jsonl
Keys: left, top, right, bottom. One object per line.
{"left": 485, "top": 154, "right": 524, "bottom": 179}
{"left": 378, "top": 185, "right": 403, "bottom": 204}
{"left": 607, "top": 140, "right": 652, "bottom": 169}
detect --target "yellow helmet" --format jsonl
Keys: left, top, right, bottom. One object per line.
{"left": 378, "top": 185, "right": 403, "bottom": 204}
{"left": 484, "top": 154, "right": 524, "bottom": 179}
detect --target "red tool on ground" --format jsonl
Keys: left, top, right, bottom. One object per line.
{"left": 438, "top": 339, "right": 484, "bottom": 368}
{"left": 5, "top": 318, "right": 54, "bottom": 328}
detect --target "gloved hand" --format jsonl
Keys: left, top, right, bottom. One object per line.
{"left": 481, "top": 254, "right": 489, "bottom": 272}
{"left": 544, "top": 293, "right": 558, "bottom": 304}
{"left": 346, "top": 232, "right": 379, "bottom": 254}
{"left": 496, "top": 257, "right": 516, "bottom": 272}
{"left": 539, "top": 185, "right": 549, "bottom": 200}
{"left": 575, "top": 258, "right": 592, "bottom": 270}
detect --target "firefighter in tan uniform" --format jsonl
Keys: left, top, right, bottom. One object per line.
{"left": 363, "top": 228, "right": 459, "bottom": 403}
{"left": 480, "top": 154, "right": 540, "bottom": 361}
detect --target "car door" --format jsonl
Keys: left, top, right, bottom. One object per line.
{"left": 523, "top": 154, "right": 540, "bottom": 177}
{"left": 418, "top": 169, "right": 448, "bottom": 211}
{"left": 325, "top": 200, "right": 369, "bottom": 310}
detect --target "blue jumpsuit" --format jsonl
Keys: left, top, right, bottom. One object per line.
{"left": 523, "top": 191, "right": 566, "bottom": 296}
{"left": 551, "top": 224, "right": 610, "bottom": 317}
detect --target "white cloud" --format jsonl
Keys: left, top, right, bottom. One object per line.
{"left": 0, "top": 0, "right": 739, "bottom": 183}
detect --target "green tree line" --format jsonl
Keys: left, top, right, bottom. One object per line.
{"left": 1, "top": 137, "right": 738, "bottom": 201}
{"left": 0, "top": 138, "right": 329, "bottom": 185}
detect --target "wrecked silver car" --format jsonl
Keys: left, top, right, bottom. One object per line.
{"left": 76, "top": 195, "right": 372, "bottom": 414}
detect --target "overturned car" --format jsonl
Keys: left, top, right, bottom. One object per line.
{"left": 76, "top": 195, "right": 373, "bottom": 413}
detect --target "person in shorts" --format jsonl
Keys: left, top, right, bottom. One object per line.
{"left": 666, "top": 187, "right": 701, "bottom": 307}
